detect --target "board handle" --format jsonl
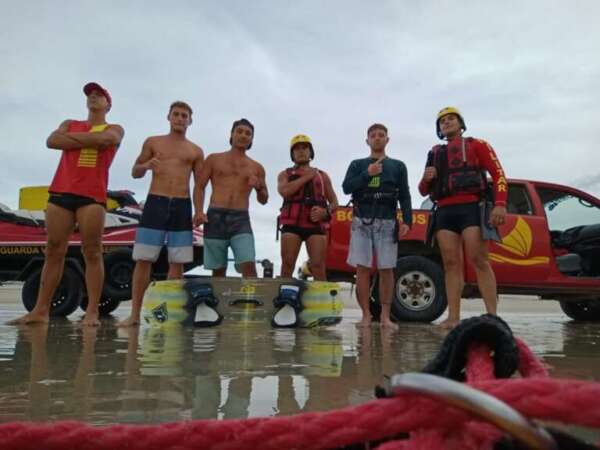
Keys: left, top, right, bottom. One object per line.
{"left": 229, "top": 298, "right": 263, "bottom": 307}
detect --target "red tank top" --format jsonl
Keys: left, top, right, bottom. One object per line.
{"left": 49, "top": 120, "right": 117, "bottom": 203}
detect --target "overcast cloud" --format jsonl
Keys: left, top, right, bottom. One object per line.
{"left": 1, "top": 0, "right": 599, "bottom": 271}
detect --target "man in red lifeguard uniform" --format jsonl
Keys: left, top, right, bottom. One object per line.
{"left": 277, "top": 134, "right": 338, "bottom": 280}
{"left": 419, "top": 107, "right": 507, "bottom": 329}
{"left": 8, "top": 82, "right": 124, "bottom": 327}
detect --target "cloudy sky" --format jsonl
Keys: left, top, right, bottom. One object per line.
{"left": 2, "top": 1, "right": 599, "bottom": 272}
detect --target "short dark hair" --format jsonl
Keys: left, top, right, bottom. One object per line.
{"left": 367, "top": 123, "right": 388, "bottom": 136}
{"left": 230, "top": 118, "right": 254, "bottom": 149}
{"left": 231, "top": 118, "right": 254, "bottom": 135}
{"left": 169, "top": 101, "right": 193, "bottom": 116}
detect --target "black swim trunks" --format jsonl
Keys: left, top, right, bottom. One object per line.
{"left": 433, "top": 202, "right": 481, "bottom": 234}
{"left": 280, "top": 224, "right": 325, "bottom": 241}
{"left": 48, "top": 192, "right": 105, "bottom": 212}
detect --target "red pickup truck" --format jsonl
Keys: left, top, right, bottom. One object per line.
{"left": 324, "top": 179, "right": 600, "bottom": 322}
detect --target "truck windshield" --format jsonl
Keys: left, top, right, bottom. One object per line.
{"left": 537, "top": 187, "right": 600, "bottom": 231}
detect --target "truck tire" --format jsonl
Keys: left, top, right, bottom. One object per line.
{"left": 392, "top": 256, "right": 446, "bottom": 322}
{"left": 79, "top": 296, "right": 121, "bottom": 315}
{"left": 22, "top": 265, "right": 83, "bottom": 317}
{"left": 102, "top": 249, "right": 134, "bottom": 301}
{"left": 559, "top": 299, "right": 600, "bottom": 321}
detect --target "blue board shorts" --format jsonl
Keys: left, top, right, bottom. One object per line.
{"left": 203, "top": 207, "right": 255, "bottom": 270}
{"left": 132, "top": 194, "right": 193, "bottom": 263}
{"left": 347, "top": 217, "right": 397, "bottom": 269}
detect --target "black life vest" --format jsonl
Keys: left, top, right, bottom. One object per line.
{"left": 278, "top": 167, "right": 329, "bottom": 229}
{"left": 352, "top": 189, "right": 399, "bottom": 210}
{"left": 351, "top": 186, "right": 399, "bottom": 226}
{"left": 429, "top": 137, "right": 486, "bottom": 201}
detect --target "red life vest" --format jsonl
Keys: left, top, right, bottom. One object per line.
{"left": 429, "top": 137, "right": 487, "bottom": 201}
{"left": 49, "top": 120, "right": 117, "bottom": 203}
{"left": 278, "top": 167, "right": 329, "bottom": 230}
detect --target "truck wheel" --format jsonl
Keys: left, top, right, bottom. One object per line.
{"left": 102, "top": 250, "right": 134, "bottom": 301}
{"left": 79, "top": 296, "right": 121, "bottom": 315}
{"left": 392, "top": 256, "right": 447, "bottom": 322}
{"left": 22, "top": 265, "right": 83, "bottom": 317}
{"left": 559, "top": 299, "right": 600, "bottom": 321}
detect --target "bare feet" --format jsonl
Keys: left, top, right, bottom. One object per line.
{"left": 118, "top": 316, "right": 141, "bottom": 328}
{"left": 380, "top": 318, "right": 399, "bottom": 331}
{"left": 357, "top": 317, "right": 372, "bottom": 328}
{"left": 82, "top": 325, "right": 99, "bottom": 341}
{"left": 438, "top": 319, "right": 459, "bottom": 330}
{"left": 6, "top": 312, "right": 49, "bottom": 325}
{"left": 80, "top": 313, "right": 100, "bottom": 327}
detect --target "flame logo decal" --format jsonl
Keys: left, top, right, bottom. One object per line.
{"left": 489, "top": 217, "right": 549, "bottom": 266}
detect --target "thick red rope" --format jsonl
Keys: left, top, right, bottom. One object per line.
{"left": 1, "top": 339, "right": 598, "bottom": 450}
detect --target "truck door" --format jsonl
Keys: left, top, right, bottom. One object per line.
{"left": 465, "top": 183, "right": 553, "bottom": 285}
{"left": 535, "top": 185, "right": 600, "bottom": 279}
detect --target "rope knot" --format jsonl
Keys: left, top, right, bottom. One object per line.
{"left": 423, "top": 314, "right": 519, "bottom": 381}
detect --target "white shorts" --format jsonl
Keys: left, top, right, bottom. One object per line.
{"left": 347, "top": 217, "right": 397, "bottom": 269}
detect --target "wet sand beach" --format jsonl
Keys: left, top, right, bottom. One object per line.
{"left": 0, "top": 282, "right": 598, "bottom": 428}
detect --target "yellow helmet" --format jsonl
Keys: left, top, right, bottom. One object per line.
{"left": 436, "top": 106, "right": 466, "bottom": 139}
{"left": 289, "top": 134, "right": 314, "bottom": 161}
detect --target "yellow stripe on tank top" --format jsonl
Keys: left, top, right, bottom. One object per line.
{"left": 78, "top": 124, "right": 108, "bottom": 168}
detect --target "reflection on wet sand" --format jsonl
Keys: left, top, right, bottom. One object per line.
{"left": 544, "top": 321, "right": 600, "bottom": 381}
{"left": 0, "top": 312, "right": 598, "bottom": 424}
{"left": 25, "top": 323, "right": 50, "bottom": 420}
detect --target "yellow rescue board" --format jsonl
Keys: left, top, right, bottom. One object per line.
{"left": 142, "top": 278, "right": 343, "bottom": 328}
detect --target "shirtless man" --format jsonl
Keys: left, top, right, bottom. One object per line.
{"left": 118, "top": 101, "right": 204, "bottom": 327}
{"left": 194, "top": 118, "right": 268, "bottom": 277}
{"left": 8, "top": 82, "right": 124, "bottom": 327}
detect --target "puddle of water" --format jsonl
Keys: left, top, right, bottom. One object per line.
{"left": 1, "top": 293, "right": 599, "bottom": 446}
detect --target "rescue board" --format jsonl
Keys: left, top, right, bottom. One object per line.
{"left": 142, "top": 277, "right": 343, "bottom": 328}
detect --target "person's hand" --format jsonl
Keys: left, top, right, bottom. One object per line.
{"left": 193, "top": 211, "right": 208, "bottom": 227}
{"left": 489, "top": 205, "right": 507, "bottom": 227}
{"left": 304, "top": 168, "right": 319, "bottom": 179}
{"left": 423, "top": 166, "right": 437, "bottom": 182}
{"left": 367, "top": 156, "right": 385, "bottom": 176}
{"left": 398, "top": 223, "right": 410, "bottom": 240}
{"left": 144, "top": 156, "right": 161, "bottom": 174}
{"left": 310, "top": 206, "right": 328, "bottom": 223}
